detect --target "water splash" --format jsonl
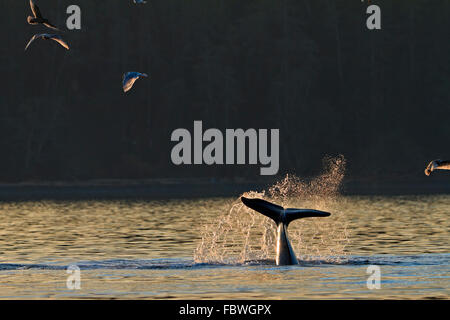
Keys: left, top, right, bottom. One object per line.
{"left": 194, "top": 155, "right": 350, "bottom": 264}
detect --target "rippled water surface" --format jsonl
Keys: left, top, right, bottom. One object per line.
{"left": 0, "top": 195, "right": 448, "bottom": 299}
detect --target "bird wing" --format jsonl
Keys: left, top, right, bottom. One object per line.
{"left": 425, "top": 161, "right": 433, "bottom": 176}
{"left": 438, "top": 160, "right": 450, "bottom": 170}
{"left": 125, "top": 72, "right": 138, "bottom": 79}
{"left": 50, "top": 35, "right": 69, "bottom": 50}
{"left": 24, "top": 34, "right": 41, "bottom": 51}
{"left": 30, "top": 0, "right": 43, "bottom": 19}
{"left": 123, "top": 72, "right": 148, "bottom": 92}
{"left": 43, "top": 21, "right": 60, "bottom": 31}
{"left": 123, "top": 72, "right": 133, "bottom": 83}
{"left": 123, "top": 76, "right": 138, "bottom": 92}
{"left": 424, "top": 159, "right": 442, "bottom": 176}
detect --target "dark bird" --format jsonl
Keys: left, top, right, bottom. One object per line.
{"left": 25, "top": 34, "right": 69, "bottom": 51}
{"left": 27, "top": 0, "right": 60, "bottom": 31}
{"left": 425, "top": 159, "right": 450, "bottom": 176}
{"left": 123, "top": 72, "right": 148, "bottom": 92}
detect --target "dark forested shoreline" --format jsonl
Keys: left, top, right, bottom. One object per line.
{"left": 1, "top": 175, "right": 449, "bottom": 201}
{"left": 0, "top": 0, "right": 449, "bottom": 182}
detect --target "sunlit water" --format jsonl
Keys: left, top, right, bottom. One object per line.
{"left": 0, "top": 195, "right": 448, "bottom": 299}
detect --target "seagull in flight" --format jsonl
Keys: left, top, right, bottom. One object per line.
{"left": 123, "top": 72, "right": 148, "bottom": 93}
{"left": 25, "top": 34, "right": 69, "bottom": 51}
{"left": 27, "top": 0, "right": 60, "bottom": 31}
{"left": 424, "top": 159, "right": 450, "bottom": 176}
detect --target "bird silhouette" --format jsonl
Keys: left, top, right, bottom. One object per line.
{"left": 25, "top": 34, "right": 69, "bottom": 51}
{"left": 424, "top": 159, "right": 450, "bottom": 176}
{"left": 27, "top": 0, "right": 60, "bottom": 31}
{"left": 123, "top": 72, "right": 148, "bottom": 92}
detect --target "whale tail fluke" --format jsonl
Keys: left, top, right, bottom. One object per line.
{"left": 241, "top": 197, "right": 330, "bottom": 225}
{"left": 241, "top": 197, "right": 284, "bottom": 222}
{"left": 241, "top": 196, "right": 331, "bottom": 265}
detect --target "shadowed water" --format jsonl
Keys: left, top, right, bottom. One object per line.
{"left": 0, "top": 195, "right": 448, "bottom": 299}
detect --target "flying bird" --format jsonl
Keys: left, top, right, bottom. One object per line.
{"left": 424, "top": 159, "right": 450, "bottom": 176}
{"left": 123, "top": 72, "right": 148, "bottom": 92}
{"left": 27, "top": 0, "right": 60, "bottom": 31}
{"left": 25, "top": 34, "right": 69, "bottom": 51}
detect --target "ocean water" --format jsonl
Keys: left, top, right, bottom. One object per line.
{"left": 0, "top": 195, "right": 448, "bottom": 299}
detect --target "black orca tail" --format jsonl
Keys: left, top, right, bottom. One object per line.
{"left": 241, "top": 197, "right": 331, "bottom": 226}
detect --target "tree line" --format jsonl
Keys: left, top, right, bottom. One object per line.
{"left": 0, "top": 0, "right": 448, "bottom": 182}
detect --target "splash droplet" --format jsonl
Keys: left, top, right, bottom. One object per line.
{"left": 194, "top": 155, "right": 350, "bottom": 264}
